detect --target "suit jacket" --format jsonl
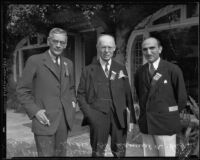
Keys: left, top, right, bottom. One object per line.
{"left": 134, "top": 59, "right": 187, "bottom": 135}
{"left": 17, "top": 51, "right": 76, "bottom": 135}
{"left": 77, "top": 59, "right": 136, "bottom": 128}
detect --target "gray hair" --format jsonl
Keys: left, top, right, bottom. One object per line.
{"left": 49, "top": 28, "right": 67, "bottom": 38}
{"left": 96, "top": 34, "right": 116, "bottom": 47}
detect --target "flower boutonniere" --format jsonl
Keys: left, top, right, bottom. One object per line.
{"left": 64, "top": 62, "right": 69, "bottom": 77}
{"left": 118, "top": 70, "right": 128, "bottom": 79}
{"left": 153, "top": 72, "right": 162, "bottom": 81}
{"left": 110, "top": 71, "right": 117, "bottom": 80}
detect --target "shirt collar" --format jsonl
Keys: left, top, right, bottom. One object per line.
{"left": 99, "top": 57, "right": 112, "bottom": 69}
{"left": 150, "top": 57, "right": 160, "bottom": 70}
{"left": 48, "top": 50, "right": 60, "bottom": 65}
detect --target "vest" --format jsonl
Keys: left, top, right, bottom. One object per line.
{"left": 94, "top": 69, "right": 114, "bottom": 113}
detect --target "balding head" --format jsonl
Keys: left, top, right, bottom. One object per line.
{"left": 96, "top": 34, "right": 116, "bottom": 62}
{"left": 97, "top": 34, "right": 116, "bottom": 48}
{"left": 142, "top": 37, "right": 161, "bottom": 48}
{"left": 142, "top": 37, "right": 162, "bottom": 63}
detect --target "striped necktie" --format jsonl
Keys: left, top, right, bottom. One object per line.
{"left": 105, "top": 62, "right": 109, "bottom": 77}
{"left": 149, "top": 63, "right": 155, "bottom": 77}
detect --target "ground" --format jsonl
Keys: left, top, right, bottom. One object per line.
{"left": 6, "top": 109, "right": 143, "bottom": 157}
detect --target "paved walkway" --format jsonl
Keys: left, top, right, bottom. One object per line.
{"left": 6, "top": 109, "right": 143, "bottom": 157}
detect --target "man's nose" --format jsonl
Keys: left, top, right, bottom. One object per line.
{"left": 146, "top": 49, "right": 151, "bottom": 55}
{"left": 56, "top": 42, "right": 62, "bottom": 47}
{"left": 105, "top": 47, "right": 109, "bottom": 52}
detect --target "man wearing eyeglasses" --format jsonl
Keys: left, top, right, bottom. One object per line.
{"left": 77, "top": 34, "right": 136, "bottom": 157}
{"left": 17, "top": 28, "right": 76, "bottom": 156}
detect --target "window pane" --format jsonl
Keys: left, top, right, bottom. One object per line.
{"left": 187, "top": 3, "right": 199, "bottom": 18}
{"left": 131, "top": 35, "right": 143, "bottom": 102}
{"left": 152, "top": 9, "right": 181, "bottom": 25}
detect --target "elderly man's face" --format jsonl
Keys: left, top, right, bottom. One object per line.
{"left": 142, "top": 38, "right": 162, "bottom": 63}
{"left": 48, "top": 33, "right": 67, "bottom": 56}
{"left": 97, "top": 35, "right": 116, "bottom": 62}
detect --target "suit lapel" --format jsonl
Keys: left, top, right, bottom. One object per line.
{"left": 148, "top": 59, "right": 165, "bottom": 99}
{"left": 60, "top": 57, "right": 67, "bottom": 91}
{"left": 90, "top": 60, "right": 106, "bottom": 94}
{"left": 109, "top": 60, "right": 116, "bottom": 77}
{"left": 93, "top": 60, "right": 108, "bottom": 80}
{"left": 142, "top": 63, "right": 151, "bottom": 90}
{"left": 43, "top": 51, "right": 60, "bottom": 81}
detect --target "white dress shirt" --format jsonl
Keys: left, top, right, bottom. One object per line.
{"left": 99, "top": 57, "right": 112, "bottom": 75}
{"left": 48, "top": 50, "right": 60, "bottom": 65}
{"left": 149, "top": 57, "right": 160, "bottom": 71}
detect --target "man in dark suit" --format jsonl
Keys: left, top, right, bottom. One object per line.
{"left": 17, "top": 28, "right": 76, "bottom": 156}
{"left": 77, "top": 34, "right": 136, "bottom": 157}
{"left": 134, "top": 37, "right": 187, "bottom": 156}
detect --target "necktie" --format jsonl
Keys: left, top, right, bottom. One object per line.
{"left": 105, "top": 62, "right": 109, "bottom": 77}
{"left": 55, "top": 56, "right": 60, "bottom": 67}
{"left": 149, "top": 63, "right": 155, "bottom": 77}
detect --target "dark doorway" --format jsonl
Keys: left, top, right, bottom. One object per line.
{"left": 83, "top": 31, "right": 97, "bottom": 66}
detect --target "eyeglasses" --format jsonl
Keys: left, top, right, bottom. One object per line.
{"left": 100, "top": 46, "right": 115, "bottom": 51}
{"left": 51, "top": 39, "right": 67, "bottom": 46}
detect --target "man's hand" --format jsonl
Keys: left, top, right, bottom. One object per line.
{"left": 35, "top": 110, "right": 50, "bottom": 126}
{"left": 128, "top": 123, "right": 134, "bottom": 132}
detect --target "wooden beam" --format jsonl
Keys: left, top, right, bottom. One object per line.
{"left": 79, "top": 28, "right": 95, "bottom": 33}
{"left": 18, "top": 49, "right": 23, "bottom": 77}
{"left": 21, "top": 44, "right": 48, "bottom": 51}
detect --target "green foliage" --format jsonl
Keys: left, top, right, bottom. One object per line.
{"left": 6, "top": 81, "right": 25, "bottom": 113}
{"left": 6, "top": 4, "right": 133, "bottom": 36}
{"left": 178, "top": 96, "right": 199, "bottom": 157}
{"left": 7, "top": 5, "right": 52, "bottom": 37}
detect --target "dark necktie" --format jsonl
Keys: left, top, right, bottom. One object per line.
{"left": 105, "top": 62, "right": 109, "bottom": 77}
{"left": 55, "top": 56, "right": 60, "bottom": 67}
{"left": 149, "top": 63, "right": 155, "bottom": 77}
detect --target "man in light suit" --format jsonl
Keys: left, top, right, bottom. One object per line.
{"left": 77, "top": 34, "right": 136, "bottom": 157}
{"left": 134, "top": 37, "right": 187, "bottom": 157}
{"left": 17, "top": 28, "right": 76, "bottom": 156}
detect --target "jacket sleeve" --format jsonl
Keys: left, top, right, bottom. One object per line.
{"left": 134, "top": 70, "right": 139, "bottom": 100}
{"left": 171, "top": 65, "right": 188, "bottom": 112}
{"left": 123, "top": 67, "right": 136, "bottom": 124}
{"left": 16, "top": 57, "right": 40, "bottom": 119}
{"left": 69, "top": 61, "right": 76, "bottom": 103}
{"left": 77, "top": 69, "right": 91, "bottom": 117}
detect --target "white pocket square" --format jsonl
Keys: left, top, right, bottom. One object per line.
{"left": 169, "top": 106, "right": 178, "bottom": 112}
{"left": 164, "top": 80, "right": 168, "bottom": 84}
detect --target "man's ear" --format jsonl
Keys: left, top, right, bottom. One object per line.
{"left": 47, "top": 37, "right": 50, "bottom": 46}
{"left": 158, "top": 46, "right": 163, "bottom": 54}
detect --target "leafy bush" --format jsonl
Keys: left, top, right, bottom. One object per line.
{"left": 6, "top": 80, "right": 25, "bottom": 113}
{"left": 178, "top": 96, "right": 199, "bottom": 157}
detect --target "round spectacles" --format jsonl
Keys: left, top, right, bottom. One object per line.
{"left": 51, "top": 39, "right": 67, "bottom": 46}
{"left": 100, "top": 46, "right": 115, "bottom": 51}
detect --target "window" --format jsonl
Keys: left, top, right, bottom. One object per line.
{"left": 153, "top": 9, "right": 181, "bottom": 25}
{"left": 187, "top": 3, "right": 199, "bottom": 18}
{"left": 150, "top": 25, "right": 198, "bottom": 102}
{"left": 131, "top": 35, "right": 143, "bottom": 102}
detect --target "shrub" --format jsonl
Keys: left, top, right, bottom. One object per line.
{"left": 178, "top": 96, "right": 199, "bottom": 157}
